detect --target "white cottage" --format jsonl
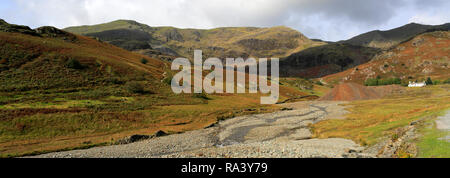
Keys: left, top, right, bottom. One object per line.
{"left": 408, "top": 81, "right": 427, "bottom": 87}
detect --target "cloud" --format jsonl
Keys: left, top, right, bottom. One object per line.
{"left": 1, "top": 0, "right": 448, "bottom": 41}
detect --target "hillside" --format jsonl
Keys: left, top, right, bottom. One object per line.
{"left": 0, "top": 19, "right": 165, "bottom": 92}
{"left": 280, "top": 43, "right": 381, "bottom": 78}
{"left": 65, "top": 20, "right": 324, "bottom": 60}
{"left": 323, "top": 31, "right": 450, "bottom": 85}
{"left": 343, "top": 22, "right": 450, "bottom": 49}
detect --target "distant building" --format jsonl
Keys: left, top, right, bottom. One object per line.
{"left": 408, "top": 81, "right": 427, "bottom": 87}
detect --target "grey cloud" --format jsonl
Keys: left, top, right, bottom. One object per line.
{"left": 1, "top": 0, "right": 448, "bottom": 41}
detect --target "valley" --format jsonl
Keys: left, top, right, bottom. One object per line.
{"left": 0, "top": 18, "right": 449, "bottom": 158}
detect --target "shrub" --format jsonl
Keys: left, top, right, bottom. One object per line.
{"left": 125, "top": 81, "right": 146, "bottom": 94}
{"left": 365, "top": 78, "right": 379, "bottom": 86}
{"left": 66, "top": 58, "right": 83, "bottom": 69}
{"left": 444, "top": 78, "right": 450, "bottom": 84}
{"left": 365, "top": 77, "right": 401, "bottom": 86}
{"left": 193, "top": 92, "right": 210, "bottom": 100}
{"left": 425, "top": 77, "right": 433, "bottom": 85}
{"left": 163, "top": 76, "right": 173, "bottom": 85}
{"left": 140, "top": 58, "right": 148, "bottom": 64}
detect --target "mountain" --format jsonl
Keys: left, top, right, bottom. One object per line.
{"left": 342, "top": 22, "right": 450, "bottom": 49}
{"left": 65, "top": 20, "right": 324, "bottom": 60}
{"left": 279, "top": 22, "right": 450, "bottom": 79}
{"left": 0, "top": 19, "right": 165, "bottom": 92}
{"left": 323, "top": 30, "right": 450, "bottom": 85}
{"left": 280, "top": 43, "right": 381, "bottom": 78}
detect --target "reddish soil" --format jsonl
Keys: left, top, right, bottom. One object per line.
{"left": 319, "top": 83, "right": 404, "bottom": 101}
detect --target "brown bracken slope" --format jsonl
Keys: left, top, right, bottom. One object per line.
{"left": 322, "top": 31, "right": 450, "bottom": 85}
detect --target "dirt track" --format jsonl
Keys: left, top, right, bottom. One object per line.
{"left": 30, "top": 101, "right": 375, "bottom": 158}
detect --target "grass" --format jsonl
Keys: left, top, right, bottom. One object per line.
{"left": 0, "top": 90, "right": 282, "bottom": 157}
{"left": 312, "top": 85, "right": 450, "bottom": 147}
{"left": 0, "top": 75, "right": 321, "bottom": 158}
{"left": 415, "top": 111, "right": 450, "bottom": 158}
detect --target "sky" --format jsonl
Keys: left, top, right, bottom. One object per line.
{"left": 0, "top": 0, "right": 449, "bottom": 41}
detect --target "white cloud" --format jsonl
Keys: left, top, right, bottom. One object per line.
{"left": 1, "top": 0, "right": 449, "bottom": 41}
{"left": 409, "top": 14, "right": 450, "bottom": 25}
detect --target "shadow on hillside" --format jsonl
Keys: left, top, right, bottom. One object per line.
{"left": 279, "top": 43, "right": 381, "bottom": 78}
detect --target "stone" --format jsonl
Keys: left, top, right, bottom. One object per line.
{"left": 116, "top": 135, "right": 152, "bottom": 145}
{"left": 155, "top": 130, "right": 168, "bottom": 137}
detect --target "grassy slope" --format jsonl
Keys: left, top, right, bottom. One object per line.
{"left": 64, "top": 20, "right": 153, "bottom": 34}
{"left": 323, "top": 31, "right": 450, "bottom": 85}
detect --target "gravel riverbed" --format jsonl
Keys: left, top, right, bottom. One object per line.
{"left": 30, "top": 101, "right": 375, "bottom": 158}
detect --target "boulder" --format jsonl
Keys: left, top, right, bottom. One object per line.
{"left": 154, "top": 130, "right": 168, "bottom": 137}
{"left": 116, "top": 134, "right": 153, "bottom": 145}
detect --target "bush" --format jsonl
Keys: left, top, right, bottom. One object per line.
{"left": 125, "top": 81, "right": 146, "bottom": 94}
{"left": 444, "top": 78, "right": 450, "bottom": 84}
{"left": 66, "top": 59, "right": 83, "bottom": 69}
{"left": 163, "top": 76, "right": 173, "bottom": 85}
{"left": 365, "top": 78, "right": 379, "bottom": 86}
{"left": 425, "top": 77, "right": 433, "bottom": 85}
{"left": 315, "top": 81, "right": 324, "bottom": 86}
{"left": 140, "top": 58, "right": 148, "bottom": 64}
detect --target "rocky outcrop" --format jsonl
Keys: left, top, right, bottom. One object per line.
{"left": 35, "top": 26, "right": 77, "bottom": 41}
{"left": 0, "top": 19, "right": 39, "bottom": 36}
{"left": 116, "top": 130, "right": 168, "bottom": 145}
{"left": 163, "top": 28, "right": 184, "bottom": 42}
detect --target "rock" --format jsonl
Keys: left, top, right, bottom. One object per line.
{"left": 155, "top": 130, "right": 168, "bottom": 137}
{"left": 35, "top": 26, "right": 77, "bottom": 41}
{"left": 116, "top": 135, "right": 153, "bottom": 145}
{"left": 412, "top": 38, "right": 425, "bottom": 47}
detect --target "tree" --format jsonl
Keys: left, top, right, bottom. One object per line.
{"left": 426, "top": 77, "right": 433, "bottom": 85}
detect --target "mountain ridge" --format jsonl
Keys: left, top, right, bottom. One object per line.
{"left": 342, "top": 22, "right": 450, "bottom": 49}
{"left": 64, "top": 20, "right": 325, "bottom": 60}
{"left": 323, "top": 30, "right": 450, "bottom": 85}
